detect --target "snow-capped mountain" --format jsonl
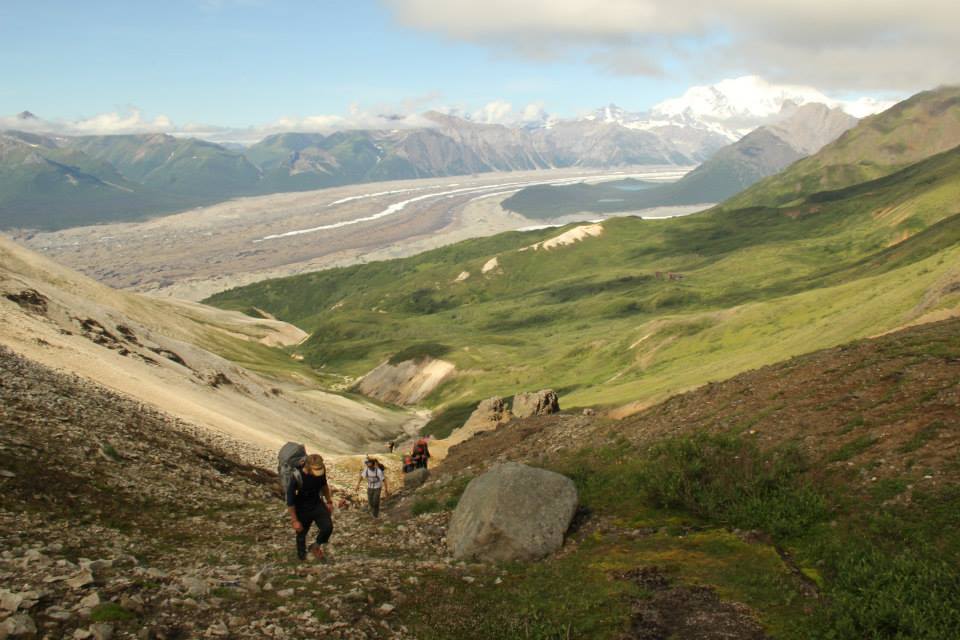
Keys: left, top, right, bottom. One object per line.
{"left": 574, "top": 76, "right": 895, "bottom": 143}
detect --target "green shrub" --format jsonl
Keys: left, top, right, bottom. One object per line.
{"left": 813, "top": 541, "right": 960, "bottom": 639}
{"left": 91, "top": 602, "right": 136, "bottom": 622}
{"left": 411, "top": 498, "right": 441, "bottom": 516}
{"left": 637, "top": 433, "right": 828, "bottom": 538}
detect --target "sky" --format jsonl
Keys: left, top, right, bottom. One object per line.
{"left": 1, "top": 0, "right": 956, "bottom": 138}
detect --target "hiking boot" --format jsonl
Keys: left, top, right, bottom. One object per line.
{"left": 309, "top": 543, "right": 325, "bottom": 562}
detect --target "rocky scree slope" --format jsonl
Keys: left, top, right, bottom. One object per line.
{"left": 0, "top": 346, "right": 454, "bottom": 640}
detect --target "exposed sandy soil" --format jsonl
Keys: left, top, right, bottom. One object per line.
{"left": 13, "top": 167, "right": 690, "bottom": 301}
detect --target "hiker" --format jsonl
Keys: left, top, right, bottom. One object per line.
{"left": 411, "top": 437, "right": 431, "bottom": 469}
{"left": 402, "top": 455, "right": 416, "bottom": 473}
{"left": 355, "top": 456, "right": 388, "bottom": 518}
{"left": 387, "top": 440, "right": 396, "bottom": 454}
{"left": 286, "top": 453, "right": 334, "bottom": 561}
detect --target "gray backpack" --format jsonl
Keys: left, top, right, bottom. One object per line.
{"left": 278, "top": 442, "right": 306, "bottom": 500}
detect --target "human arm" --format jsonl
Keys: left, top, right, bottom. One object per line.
{"left": 285, "top": 477, "right": 303, "bottom": 531}
{"left": 287, "top": 505, "right": 303, "bottom": 532}
{"left": 323, "top": 480, "right": 334, "bottom": 510}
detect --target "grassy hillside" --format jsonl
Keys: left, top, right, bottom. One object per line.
{"left": 422, "top": 317, "right": 960, "bottom": 639}
{"left": 206, "top": 141, "right": 960, "bottom": 417}
{"left": 724, "top": 86, "right": 960, "bottom": 209}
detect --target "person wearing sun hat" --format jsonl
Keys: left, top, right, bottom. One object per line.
{"left": 286, "top": 453, "right": 334, "bottom": 561}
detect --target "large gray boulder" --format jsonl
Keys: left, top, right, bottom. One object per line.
{"left": 511, "top": 389, "right": 560, "bottom": 419}
{"left": 403, "top": 467, "right": 430, "bottom": 490}
{"left": 447, "top": 462, "right": 578, "bottom": 562}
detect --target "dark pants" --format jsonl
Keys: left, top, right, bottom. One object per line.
{"left": 295, "top": 503, "right": 333, "bottom": 558}
{"left": 367, "top": 487, "right": 382, "bottom": 518}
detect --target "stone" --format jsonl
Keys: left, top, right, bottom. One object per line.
{"left": 0, "top": 614, "right": 37, "bottom": 638}
{"left": 0, "top": 590, "right": 23, "bottom": 612}
{"left": 403, "top": 467, "right": 430, "bottom": 490}
{"left": 90, "top": 623, "right": 114, "bottom": 640}
{"left": 377, "top": 603, "right": 395, "bottom": 616}
{"left": 180, "top": 577, "right": 210, "bottom": 598}
{"left": 205, "top": 622, "right": 229, "bottom": 637}
{"left": 511, "top": 389, "right": 560, "bottom": 419}
{"left": 119, "top": 595, "right": 145, "bottom": 614}
{"left": 447, "top": 462, "right": 578, "bottom": 562}
{"left": 73, "top": 630, "right": 93, "bottom": 640}
{"left": 79, "top": 592, "right": 101, "bottom": 609}
{"left": 276, "top": 588, "right": 294, "bottom": 598}
{"left": 65, "top": 570, "right": 95, "bottom": 589}
{"left": 461, "top": 397, "right": 512, "bottom": 433}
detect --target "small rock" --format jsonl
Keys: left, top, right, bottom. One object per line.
{"left": 73, "top": 630, "right": 93, "bottom": 640}
{"left": 90, "top": 623, "right": 114, "bottom": 640}
{"left": 66, "top": 570, "right": 95, "bottom": 589}
{"left": 0, "top": 469, "right": 15, "bottom": 478}
{"left": 1, "top": 590, "right": 24, "bottom": 612}
{"left": 47, "top": 606, "right": 73, "bottom": 621}
{"left": 79, "top": 592, "right": 101, "bottom": 609}
{"left": 377, "top": 603, "right": 395, "bottom": 616}
{"left": 205, "top": 622, "right": 229, "bottom": 637}
{"left": 0, "top": 613, "right": 37, "bottom": 638}
{"left": 119, "top": 595, "right": 145, "bottom": 615}
{"left": 180, "top": 577, "right": 210, "bottom": 598}
{"left": 276, "top": 588, "right": 295, "bottom": 598}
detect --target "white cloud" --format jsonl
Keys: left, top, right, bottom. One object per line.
{"left": 383, "top": 0, "right": 960, "bottom": 91}
{"left": 471, "top": 100, "right": 514, "bottom": 124}
{"left": 0, "top": 108, "right": 176, "bottom": 137}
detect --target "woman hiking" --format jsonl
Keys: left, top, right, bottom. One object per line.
{"left": 287, "top": 454, "right": 334, "bottom": 561}
{"left": 355, "top": 456, "right": 388, "bottom": 518}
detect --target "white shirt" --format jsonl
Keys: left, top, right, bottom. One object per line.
{"left": 361, "top": 466, "right": 384, "bottom": 489}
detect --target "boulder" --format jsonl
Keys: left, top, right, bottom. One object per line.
{"left": 403, "top": 467, "right": 430, "bottom": 490}
{"left": 511, "top": 390, "right": 560, "bottom": 419}
{"left": 462, "top": 397, "right": 511, "bottom": 432}
{"left": 447, "top": 462, "right": 578, "bottom": 562}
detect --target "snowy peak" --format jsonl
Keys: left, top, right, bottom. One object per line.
{"left": 584, "top": 104, "right": 631, "bottom": 124}
{"left": 650, "top": 76, "right": 894, "bottom": 136}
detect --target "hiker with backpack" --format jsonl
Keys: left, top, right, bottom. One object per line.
{"left": 279, "top": 444, "right": 334, "bottom": 561}
{"left": 411, "top": 437, "right": 431, "bottom": 470}
{"left": 355, "top": 456, "right": 388, "bottom": 518}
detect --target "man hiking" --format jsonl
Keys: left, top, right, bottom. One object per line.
{"left": 355, "top": 456, "right": 388, "bottom": 518}
{"left": 287, "top": 453, "right": 334, "bottom": 561}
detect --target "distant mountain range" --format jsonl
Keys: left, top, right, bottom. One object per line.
{"left": 502, "top": 103, "right": 860, "bottom": 218}
{"left": 0, "top": 78, "right": 885, "bottom": 231}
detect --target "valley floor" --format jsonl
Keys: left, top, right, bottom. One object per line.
{"left": 12, "top": 166, "right": 692, "bottom": 301}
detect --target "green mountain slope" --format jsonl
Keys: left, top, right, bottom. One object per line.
{"left": 724, "top": 86, "right": 960, "bottom": 208}
{"left": 0, "top": 131, "right": 200, "bottom": 229}
{"left": 69, "top": 134, "right": 263, "bottom": 198}
{"left": 502, "top": 128, "right": 803, "bottom": 219}
{"left": 206, "top": 132, "right": 960, "bottom": 414}
{"left": 502, "top": 103, "right": 858, "bottom": 219}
